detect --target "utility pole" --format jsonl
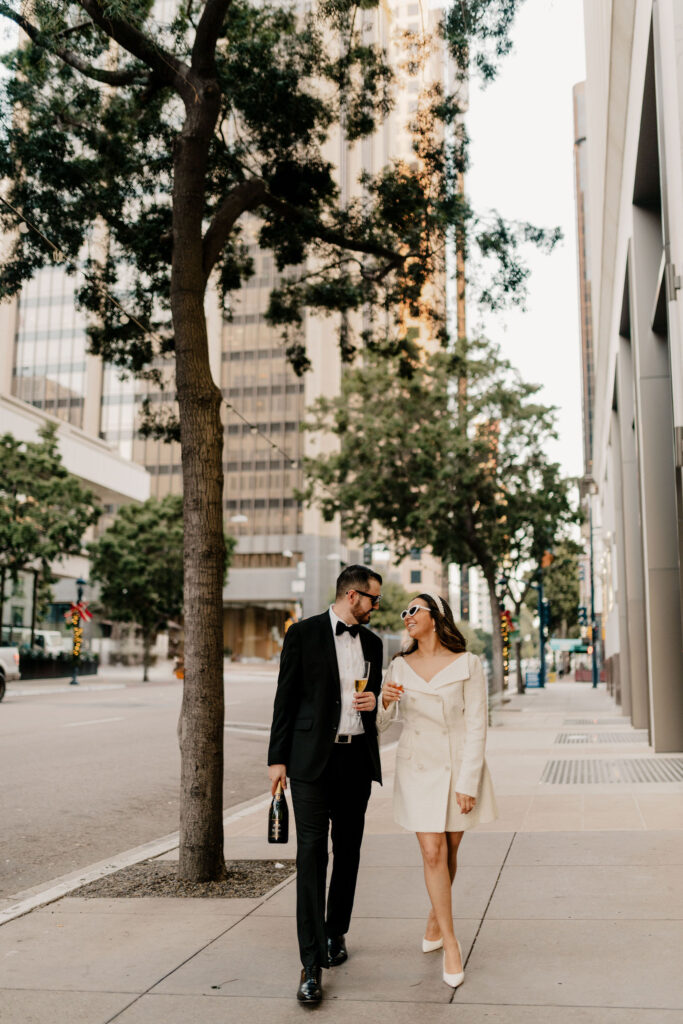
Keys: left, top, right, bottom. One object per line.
{"left": 588, "top": 496, "right": 599, "bottom": 689}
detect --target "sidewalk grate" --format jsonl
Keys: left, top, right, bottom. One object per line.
{"left": 563, "top": 717, "right": 631, "bottom": 725}
{"left": 541, "top": 757, "right": 683, "bottom": 784}
{"left": 555, "top": 731, "right": 649, "bottom": 744}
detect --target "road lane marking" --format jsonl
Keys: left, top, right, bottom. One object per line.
{"left": 6, "top": 683, "right": 126, "bottom": 698}
{"left": 62, "top": 716, "right": 125, "bottom": 728}
{"left": 225, "top": 720, "right": 269, "bottom": 729}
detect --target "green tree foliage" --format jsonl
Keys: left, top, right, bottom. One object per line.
{"left": 499, "top": 468, "right": 579, "bottom": 692}
{"left": 89, "top": 496, "right": 236, "bottom": 680}
{"left": 0, "top": 0, "right": 555, "bottom": 879}
{"left": 369, "top": 580, "right": 420, "bottom": 632}
{"left": 0, "top": 424, "right": 100, "bottom": 630}
{"left": 300, "top": 341, "right": 575, "bottom": 693}
{"left": 534, "top": 537, "right": 582, "bottom": 638}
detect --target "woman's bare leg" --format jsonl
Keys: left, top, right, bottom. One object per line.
{"left": 424, "top": 831, "right": 464, "bottom": 941}
{"left": 417, "top": 832, "right": 463, "bottom": 973}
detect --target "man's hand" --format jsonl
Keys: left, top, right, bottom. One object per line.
{"left": 268, "top": 764, "right": 287, "bottom": 794}
{"left": 353, "top": 690, "right": 376, "bottom": 712}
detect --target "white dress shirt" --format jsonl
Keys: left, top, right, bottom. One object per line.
{"left": 329, "top": 606, "right": 366, "bottom": 736}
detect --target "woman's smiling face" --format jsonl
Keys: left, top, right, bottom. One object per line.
{"left": 403, "top": 600, "right": 432, "bottom": 640}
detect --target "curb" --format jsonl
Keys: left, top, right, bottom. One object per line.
{"left": 0, "top": 741, "right": 397, "bottom": 928}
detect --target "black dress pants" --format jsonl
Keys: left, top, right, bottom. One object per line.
{"left": 290, "top": 739, "right": 373, "bottom": 969}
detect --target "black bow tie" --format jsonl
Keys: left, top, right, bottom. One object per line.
{"left": 336, "top": 621, "right": 360, "bottom": 638}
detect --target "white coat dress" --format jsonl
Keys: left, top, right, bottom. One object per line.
{"left": 377, "top": 651, "right": 497, "bottom": 833}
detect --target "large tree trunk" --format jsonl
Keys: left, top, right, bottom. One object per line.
{"left": 142, "top": 631, "right": 152, "bottom": 683}
{"left": 484, "top": 571, "right": 504, "bottom": 696}
{"left": 173, "top": 93, "right": 227, "bottom": 882}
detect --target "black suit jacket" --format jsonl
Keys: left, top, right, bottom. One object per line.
{"left": 268, "top": 611, "right": 383, "bottom": 784}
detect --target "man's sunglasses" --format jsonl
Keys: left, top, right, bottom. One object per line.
{"left": 400, "top": 604, "right": 430, "bottom": 620}
{"left": 350, "top": 589, "right": 382, "bottom": 606}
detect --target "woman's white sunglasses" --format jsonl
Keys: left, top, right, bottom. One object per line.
{"left": 400, "top": 604, "right": 430, "bottom": 620}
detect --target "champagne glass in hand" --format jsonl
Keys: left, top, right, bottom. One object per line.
{"left": 353, "top": 660, "right": 371, "bottom": 724}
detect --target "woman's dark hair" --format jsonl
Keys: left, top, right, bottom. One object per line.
{"left": 395, "top": 593, "right": 467, "bottom": 658}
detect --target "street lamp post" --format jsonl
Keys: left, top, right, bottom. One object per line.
{"left": 70, "top": 577, "right": 86, "bottom": 686}
{"left": 527, "top": 576, "right": 547, "bottom": 689}
{"left": 582, "top": 476, "right": 600, "bottom": 690}
{"left": 588, "top": 498, "right": 599, "bottom": 689}
{"left": 537, "top": 578, "right": 546, "bottom": 689}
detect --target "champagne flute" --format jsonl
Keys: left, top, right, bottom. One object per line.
{"left": 354, "top": 660, "right": 371, "bottom": 724}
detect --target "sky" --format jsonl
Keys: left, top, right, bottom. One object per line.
{"left": 465, "top": 0, "right": 587, "bottom": 479}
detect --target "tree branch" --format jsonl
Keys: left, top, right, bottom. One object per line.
{"left": 76, "top": 0, "right": 193, "bottom": 97}
{"left": 202, "top": 179, "right": 268, "bottom": 277}
{"left": 192, "top": 0, "right": 233, "bottom": 77}
{"left": 203, "top": 180, "right": 411, "bottom": 280}
{"left": 0, "top": 3, "right": 146, "bottom": 86}
{"left": 260, "top": 192, "right": 406, "bottom": 267}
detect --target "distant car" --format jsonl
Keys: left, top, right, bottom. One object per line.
{"left": 16, "top": 628, "right": 71, "bottom": 655}
{"left": 0, "top": 646, "right": 20, "bottom": 701}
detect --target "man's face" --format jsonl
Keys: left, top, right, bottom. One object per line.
{"left": 350, "top": 579, "right": 382, "bottom": 624}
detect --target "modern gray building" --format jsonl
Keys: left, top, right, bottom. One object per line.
{"left": 580, "top": 0, "right": 683, "bottom": 751}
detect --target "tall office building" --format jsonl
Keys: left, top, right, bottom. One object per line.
{"left": 2, "top": 1, "right": 456, "bottom": 657}
{"left": 572, "top": 82, "right": 594, "bottom": 479}
{"left": 572, "top": 81, "right": 601, "bottom": 682}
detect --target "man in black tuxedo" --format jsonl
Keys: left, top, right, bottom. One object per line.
{"left": 268, "top": 565, "right": 384, "bottom": 1004}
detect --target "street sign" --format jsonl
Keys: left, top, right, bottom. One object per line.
{"left": 549, "top": 638, "right": 588, "bottom": 652}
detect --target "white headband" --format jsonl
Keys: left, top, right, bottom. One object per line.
{"left": 426, "top": 593, "right": 445, "bottom": 616}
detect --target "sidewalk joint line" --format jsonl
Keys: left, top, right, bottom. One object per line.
{"left": 101, "top": 873, "right": 297, "bottom": 1024}
{"left": 451, "top": 830, "right": 516, "bottom": 1003}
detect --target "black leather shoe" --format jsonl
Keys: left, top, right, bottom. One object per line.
{"left": 297, "top": 965, "right": 322, "bottom": 1004}
{"left": 327, "top": 934, "right": 348, "bottom": 967}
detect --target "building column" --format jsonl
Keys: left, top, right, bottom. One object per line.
{"left": 0, "top": 296, "right": 18, "bottom": 394}
{"left": 616, "top": 336, "right": 650, "bottom": 730}
{"left": 609, "top": 406, "right": 632, "bottom": 718}
{"left": 630, "top": 210, "right": 683, "bottom": 752}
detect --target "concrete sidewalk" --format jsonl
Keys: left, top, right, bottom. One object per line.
{"left": 1, "top": 681, "right": 682, "bottom": 1023}
{"left": 4, "top": 657, "right": 276, "bottom": 697}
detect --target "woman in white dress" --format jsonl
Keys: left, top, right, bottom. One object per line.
{"left": 377, "top": 593, "right": 497, "bottom": 989}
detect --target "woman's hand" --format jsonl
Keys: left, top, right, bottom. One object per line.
{"left": 456, "top": 792, "right": 476, "bottom": 814}
{"left": 381, "top": 680, "right": 404, "bottom": 710}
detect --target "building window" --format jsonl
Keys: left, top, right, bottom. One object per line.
{"left": 409, "top": 547, "right": 421, "bottom": 560}
{"left": 410, "top": 570, "right": 422, "bottom": 584}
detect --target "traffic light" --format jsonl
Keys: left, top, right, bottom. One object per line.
{"left": 578, "top": 605, "right": 588, "bottom": 626}
{"left": 362, "top": 543, "right": 373, "bottom": 564}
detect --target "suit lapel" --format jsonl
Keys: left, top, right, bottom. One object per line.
{"left": 318, "top": 611, "right": 342, "bottom": 698}
{"left": 358, "top": 628, "right": 377, "bottom": 676}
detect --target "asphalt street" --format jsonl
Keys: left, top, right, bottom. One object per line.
{"left": 0, "top": 664, "right": 279, "bottom": 898}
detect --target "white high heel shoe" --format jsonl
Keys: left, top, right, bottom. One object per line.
{"left": 422, "top": 936, "right": 443, "bottom": 953}
{"left": 442, "top": 939, "right": 464, "bottom": 989}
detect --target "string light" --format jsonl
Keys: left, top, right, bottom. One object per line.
{"left": 500, "top": 610, "right": 509, "bottom": 687}
{"left": 0, "top": 193, "right": 300, "bottom": 470}
{"left": 72, "top": 610, "right": 83, "bottom": 659}
{"left": 223, "top": 401, "right": 300, "bottom": 469}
